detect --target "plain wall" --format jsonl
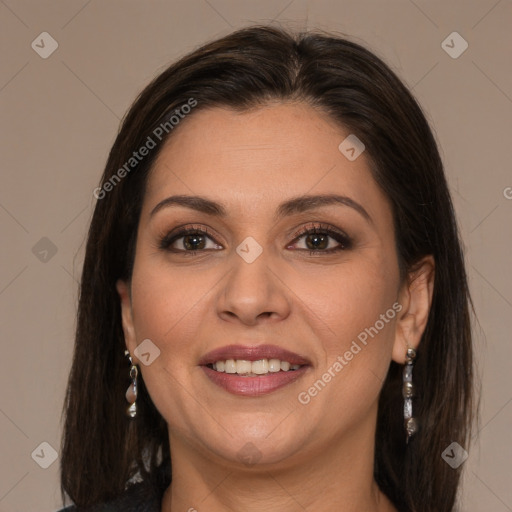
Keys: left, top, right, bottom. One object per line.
{"left": 0, "top": 1, "right": 511, "bottom": 510}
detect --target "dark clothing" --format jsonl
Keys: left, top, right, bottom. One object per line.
{"left": 57, "top": 462, "right": 170, "bottom": 512}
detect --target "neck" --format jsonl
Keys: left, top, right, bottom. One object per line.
{"left": 161, "top": 415, "right": 397, "bottom": 512}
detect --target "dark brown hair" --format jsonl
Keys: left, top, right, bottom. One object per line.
{"left": 60, "top": 25, "right": 475, "bottom": 512}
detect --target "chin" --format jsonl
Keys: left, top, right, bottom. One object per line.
{"left": 195, "top": 426, "right": 308, "bottom": 469}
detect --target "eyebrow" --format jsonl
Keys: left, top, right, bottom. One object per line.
{"left": 149, "top": 193, "right": 372, "bottom": 224}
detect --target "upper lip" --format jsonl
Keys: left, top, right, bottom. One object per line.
{"left": 199, "top": 344, "right": 311, "bottom": 366}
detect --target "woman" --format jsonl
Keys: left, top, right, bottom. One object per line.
{"left": 59, "top": 25, "right": 475, "bottom": 512}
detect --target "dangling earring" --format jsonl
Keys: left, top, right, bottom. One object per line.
{"left": 403, "top": 346, "right": 418, "bottom": 443}
{"left": 125, "top": 349, "right": 138, "bottom": 418}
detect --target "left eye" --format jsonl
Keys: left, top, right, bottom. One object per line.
{"left": 289, "top": 226, "right": 351, "bottom": 253}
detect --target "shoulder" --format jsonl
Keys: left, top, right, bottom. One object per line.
{"left": 57, "top": 472, "right": 167, "bottom": 512}
{"left": 57, "top": 459, "right": 171, "bottom": 512}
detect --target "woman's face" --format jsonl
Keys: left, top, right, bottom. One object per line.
{"left": 118, "top": 102, "right": 407, "bottom": 469}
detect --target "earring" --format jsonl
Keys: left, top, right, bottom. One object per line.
{"left": 403, "top": 346, "right": 418, "bottom": 443}
{"left": 124, "top": 350, "right": 138, "bottom": 418}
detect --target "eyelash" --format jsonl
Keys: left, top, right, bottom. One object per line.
{"left": 158, "top": 223, "right": 352, "bottom": 256}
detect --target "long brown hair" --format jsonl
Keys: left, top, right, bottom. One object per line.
{"left": 60, "top": 25, "right": 475, "bottom": 512}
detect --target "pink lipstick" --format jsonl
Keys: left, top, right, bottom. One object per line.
{"left": 199, "top": 344, "right": 311, "bottom": 396}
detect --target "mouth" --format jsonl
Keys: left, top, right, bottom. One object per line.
{"left": 207, "top": 358, "right": 302, "bottom": 375}
{"left": 199, "top": 344, "right": 311, "bottom": 396}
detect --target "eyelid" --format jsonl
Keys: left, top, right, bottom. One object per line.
{"left": 289, "top": 222, "right": 349, "bottom": 242}
{"left": 288, "top": 222, "right": 353, "bottom": 251}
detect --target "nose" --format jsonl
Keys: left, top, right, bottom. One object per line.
{"left": 216, "top": 249, "right": 291, "bottom": 326}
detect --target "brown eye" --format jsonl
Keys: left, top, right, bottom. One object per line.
{"left": 159, "top": 227, "right": 222, "bottom": 253}
{"left": 304, "top": 232, "right": 330, "bottom": 250}
{"left": 289, "top": 224, "right": 352, "bottom": 254}
{"left": 181, "top": 233, "right": 207, "bottom": 251}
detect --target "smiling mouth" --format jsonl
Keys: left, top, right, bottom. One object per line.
{"left": 206, "top": 358, "right": 303, "bottom": 376}
{"left": 199, "top": 344, "right": 311, "bottom": 395}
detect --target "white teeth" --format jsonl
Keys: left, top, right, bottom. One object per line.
{"left": 210, "top": 358, "right": 302, "bottom": 375}
{"left": 236, "top": 360, "right": 252, "bottom": 374}
{"left": 268, "top": 359, "right": 281, "bottom": 372}
{"left": 225, "top": 359, "right": 237, "bottom": 374}
{"left": 251, "top": 359, "right": 269, "bottom": 374}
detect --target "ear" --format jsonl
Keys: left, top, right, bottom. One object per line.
{"left": 392, "top": 256, "right": 435, "bottom": 364}
{"left": 116, "top": 279, "right": 139, "bottom": 364}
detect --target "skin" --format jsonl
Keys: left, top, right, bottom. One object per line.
{"left": 117, "top": 102, "right": 434, "bottom": 512}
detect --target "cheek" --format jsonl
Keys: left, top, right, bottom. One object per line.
{"left": 302, "top": 258, "right": 399, "bottom": 357}
{"left": 297, "top": 266, "right": 400, "bottom": 417}
{"left": 129, "top": 257, "right": 211, "bottom": 343}
{"left": 128, "top": 262, "right": 209, "bottom": 420}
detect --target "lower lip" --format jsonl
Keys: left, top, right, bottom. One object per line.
{"left": 201, "top": 366, "right": 309, "bottom": 396}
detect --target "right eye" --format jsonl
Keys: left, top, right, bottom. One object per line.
{"left": 159, "top": 226, "right": 223, "bottom": 254}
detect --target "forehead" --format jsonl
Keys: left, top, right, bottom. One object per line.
{"left": 143, "top": 102, "right": 390, "bottom": 222}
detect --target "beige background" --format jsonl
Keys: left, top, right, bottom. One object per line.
{"left": 1, "top": 1, "right": 511, "bottom": 511}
